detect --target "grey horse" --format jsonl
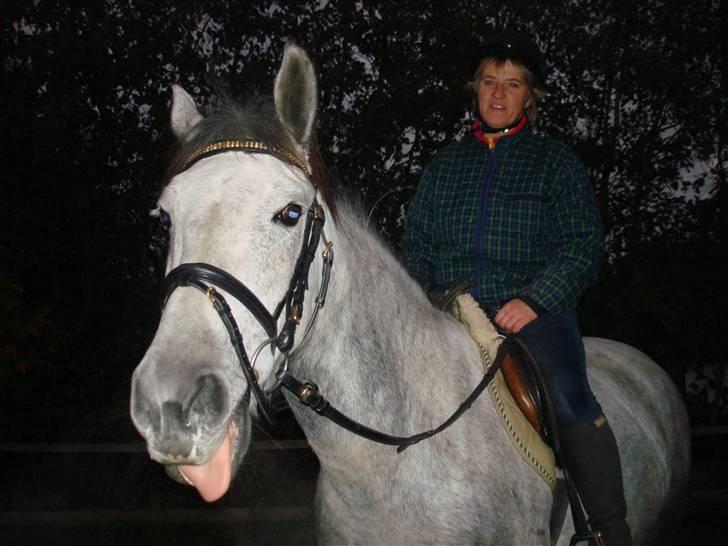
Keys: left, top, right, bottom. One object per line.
{"left": 130, "top": 44, "right": 690, "bottom": 545}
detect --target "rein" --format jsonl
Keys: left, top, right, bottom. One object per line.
{"left": 280, "top": 347, "right": 506, "bottom": 452}
{"left": 161, "top": 139, "right": 495, "bottom": 450}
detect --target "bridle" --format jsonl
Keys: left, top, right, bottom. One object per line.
{"left": 160, "top": 139, "right": 332, "bottom": 425}
{"left": 160, "top": 139, "right": 501, "bottom": 451}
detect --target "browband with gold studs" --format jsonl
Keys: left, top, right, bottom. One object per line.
{"left": 185, "top": 139, "right": 312, "bottom": 179}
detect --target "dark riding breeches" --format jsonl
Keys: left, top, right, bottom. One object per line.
{"left": 515, "top": 311, "right": 603, "bottom": 425}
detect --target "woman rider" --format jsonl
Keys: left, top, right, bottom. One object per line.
{"left": 401, "top": 30, "right": 631, "bottom": 546}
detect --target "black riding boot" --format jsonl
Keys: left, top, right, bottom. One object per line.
{"left": 560, "top": 418, "right": 632, "bottom": 546}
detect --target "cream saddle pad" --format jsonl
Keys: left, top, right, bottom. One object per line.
{"left": 452, "top": 293, "right": 557, "bottom": 488}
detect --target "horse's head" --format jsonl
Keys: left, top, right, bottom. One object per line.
{"left": 130, "top": 44, "right": 321, "bottom": 501}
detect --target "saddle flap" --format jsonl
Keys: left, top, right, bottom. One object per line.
{"left": 499, "top": 341, "right": 544, "bottom": 437}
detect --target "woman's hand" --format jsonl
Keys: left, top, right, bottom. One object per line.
{"left": 494, "top": 298, "right": 537, "bottom": 334}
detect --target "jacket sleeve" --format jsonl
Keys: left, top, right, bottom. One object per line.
{"left": 400, "top": 166, "right": 437, "bottom": 290}
{"left": 520, "top": 149, "right": 604, "bottom": 313}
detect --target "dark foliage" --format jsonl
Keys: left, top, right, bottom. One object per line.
{"left": 1, "top": 0, "right": 726, "bottom": 441}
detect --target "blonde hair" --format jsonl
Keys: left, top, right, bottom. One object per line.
{"left": 467, "top": 57, "right": 545, "bottom": 125}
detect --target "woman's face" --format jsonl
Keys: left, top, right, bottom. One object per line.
{"left": 476, "top": 59, "right": 532, "bottom": 129}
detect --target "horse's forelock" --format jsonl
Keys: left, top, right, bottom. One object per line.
{"left": 162, "top": 93, "right": 337, "bottom": 219}
{"left": 164, "top": 95, "right": 291, "bottom": 181}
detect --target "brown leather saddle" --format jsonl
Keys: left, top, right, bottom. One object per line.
{"left": 431, "top": 281, "right": 553, "bottom": 444}
{"left": 499, "top": 338, "right": 550, "bottom": 442}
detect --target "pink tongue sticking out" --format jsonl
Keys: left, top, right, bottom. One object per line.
{"left": 179, "top": 428, "right": 233, "bottom": 502}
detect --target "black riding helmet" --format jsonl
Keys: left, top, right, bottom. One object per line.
{"left": 473, "top": 30, "right": 548, "bottom": 86}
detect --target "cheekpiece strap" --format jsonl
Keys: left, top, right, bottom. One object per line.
{"left": 184, "top": 139, "right": 312, "bottom": 179}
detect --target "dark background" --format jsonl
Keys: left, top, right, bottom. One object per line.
{"left": 1, "top": 1, "right": 726, "bottom": 544}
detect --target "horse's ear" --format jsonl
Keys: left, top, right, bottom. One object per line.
{"left": 170, "top": 84, "right": 203, "bottom": 142}
{"left": 274, "top": 43, "right": 317, "bottom": 148}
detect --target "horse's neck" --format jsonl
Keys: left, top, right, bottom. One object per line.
{"left": 290, "top": 210, "right": 484, "bottom": 465}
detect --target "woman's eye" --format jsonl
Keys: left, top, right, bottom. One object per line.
{"left": 274, "top": 203, "right": 304, "bottom": 226}
{"left": 159, "top": 208, "right": 172, "bottom": 229}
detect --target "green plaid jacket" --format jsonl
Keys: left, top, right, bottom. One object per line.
{"left": 401, "top": 125, "right": 604, "bottom": 314}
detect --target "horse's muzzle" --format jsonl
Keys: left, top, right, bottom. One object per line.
{"left": 131, "top": 371, "right": 231, "bottom": 463}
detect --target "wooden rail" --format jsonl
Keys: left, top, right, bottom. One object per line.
{"left": 0, "top": 507, "right": 313, "bottom": 526}
{"left": 0, "top": 440, "right": 309, "bottom": 453}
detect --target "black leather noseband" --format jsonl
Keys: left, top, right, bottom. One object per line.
{"left": 163, "top": 263, "right": 277, "bottom": 340}
{"left": 162, "top": 263, "right": 278, "bottom": 424}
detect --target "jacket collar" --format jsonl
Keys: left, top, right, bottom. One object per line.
{"left": 471, "top": 115, "right": 527, "bottom": 150}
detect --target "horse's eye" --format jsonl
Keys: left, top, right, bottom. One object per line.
{"left": 159, "top": 208, "right": 172, "bottom": 229}
{"left": 274, "top": 203, "right": 303, "bottom": 226}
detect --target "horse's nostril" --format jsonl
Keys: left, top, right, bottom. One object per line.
{"left": 131, "top": 371, "right": 230, "bottom": 456}
{"left": 187, "top": 373, "right": 228, "bottom": 424}
{"left": 160, "top": 400, "right": 185, "bottom": 434}
{"left": 131, "top": 383, "right": 159, "bottom": 434}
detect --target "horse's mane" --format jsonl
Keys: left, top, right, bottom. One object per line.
{"left": 164, "top": 91, "right": 337, "bottom": 218}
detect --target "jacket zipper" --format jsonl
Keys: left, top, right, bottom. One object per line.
{"left": 473, "top": 141, "right": 500, "bottom": 304}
